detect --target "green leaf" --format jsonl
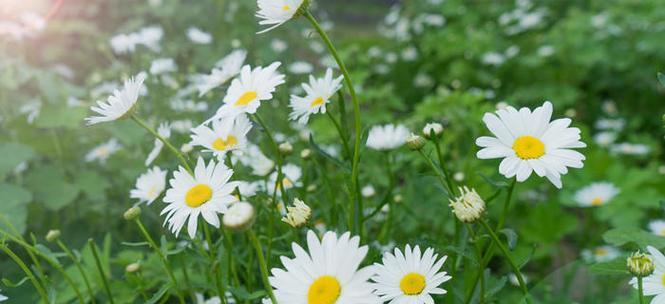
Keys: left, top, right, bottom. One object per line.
{"left": 603, "top": 228, "right": 665, "bottom": 248}
{"left": 0, "top": 143, "right": 35, "bottom": 179}
{"left": 0, "top": 184, "right": 32, "bottom": 234}
{"left": 145, "top": 283, "right": 173, "bottom": 304}
{"left": 499, "top": 228, "right": 518, "bottom": 250}
{"left": 522, "top": 203, "right": 578, "bottom": 244}
{"left": 73, "top": 170, "right": 110, "bottom": 201}
{"left": 589, "top": 258, "right": 630, "bottom": 276}
{"left": 25, "top": 165, "right": 79, "bottom": 211}
{"left": 2, "top": 276, "right": 30, "bottom": 287}
{"left": 33, "top": 104, "right": 87, "bottom": 129}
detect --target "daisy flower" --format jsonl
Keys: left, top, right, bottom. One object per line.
{"left": 372, "top": 245, "right": 452, "bottom": 303}
{"left": 206, "top": 63, "right": 285, "bottom": 122}
{"left": 85, "top": 138, "right": 121, "bottom": 164}
{"left": 256, "top": 0, "right": 306, "bottom": 34}
{"left": 197, "top": 49, "right": 247, "bottom": 97}
{"left": 85, "top": 73, "right": 146, "bottom": 125}
{"left": 573, "top": 182, "right": 620, "bottom": 207}
{"left": 630, "top": 246, "right": 665, "bottom": 303}
{"left": 649, "top": 220, "right": 665, "bottom": 237}
{"left": 289, "top": 68, "right": 344, "bottom": 124}
{"left": 366, "top": 124, "right": 411, "bottom": 151}
{"left": 0, "top": 290, "right": 6, "bottom": 302}
{"left": 187, "top": 27, "right": 212, "bottom": 44}
{"left": 268, "top": 163, "right": 302, "bottom": 193}
{"left": 146, "top": 123, "right": 171, "bottom": 166}
{"left": 581, "top": 246, "right": 620, "bottom": 263}
{"left": 191, "top": 115, "right": 253, "bottom": 159}
{"left": 269, "top": 230, "right": 380, "bottom": 304}
{"left": 161, "top": 157, "right": 239, "bottom": 238}
{"left": 234, "top": 144, "right": 275, "bottom": 176}
{"left": 130, "top": 167, "right": 167, "bottom": 205}
{"left": 475, "top": 101, "right": 586, "bottom": 188}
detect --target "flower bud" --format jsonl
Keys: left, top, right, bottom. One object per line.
{"left": 223, "top": 202, "right": 255, "bottom": 231}
{"left": 306, "top": 184, "right": 317, "bottom": 193}
{"left": 393, "top": 194, "right": 403, "bottom": 204}
{"left": 45, "top": 230, "right": 61, "bottom": 242}
{"left": 300, "top": 149, "right": 312, "bottom": 160}
{"left": 361, "top": 185, "right": 376, "bottom": 198}
{"left": 627, "top": 251, "right": 655, "bottom": 277}
{"left": 449, "top": 186, "right": 486, "bottom": 223}
{"left": 125, "top": 262, "right": 141, "bottom": 273}
{"left": 406, "top": 134, "right": 426, "bottom": 150}
{"left": 123, "top": 207, "right": 142, "bottom": 221}
{"left": 279, "top": 142, "right": 293, "bottom": 155}
{"left": 282, "top": 198, "right": 311, "bottom": 228}
{"left": 422, "top": 123, "right": 443, "bottom": 139}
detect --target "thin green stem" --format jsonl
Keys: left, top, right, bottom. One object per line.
{"left": 638, "top": 276, "right": 645, "bottom": 304}
{"left": 88, "top": 239, "right": 115, "bottom": 304}
{"left": 204, "top": 224, "right": 228, "bottom": 304}
{"left": 417, "top": 149, "right": 451, "bottom": 197}
{"left": 326, "top": 110, "right": 352, "bottom": 160}
{"left": 247, "top": 230, "right": 277, "bottom": 304}
{"left": 58, "top": 240, "right": 96, "bottom": 303}
{"left": 479, "top": 220, "right": 531, "bottom": 302}
{"left": 131, "top": 115, "right": 192, "bottom": 174}
{"left": 135, "top": 219, "right": 186, "bottom": 304}
{"left": 433, "top": 138, "right": 455, "bottom": 196}
{"left": 496, "top": 179, "right": 517, "bottom": 231}
{"left": 0, "top": 245, "right": 49, "bottom": 303}
{"left": 305, "top": 11, "right": 363, "bottom": 237}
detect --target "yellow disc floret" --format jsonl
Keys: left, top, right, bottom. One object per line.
{"left": 235, "top": 91, "right": 258, "bottom": 106}
{"left": 185, "top": 184, "right": 213, "bottom": 207}
{"left": 212, "top": 136, "right": 238, "bottom": 151}
{"left": 400, "top": 272, "right": 426, "bottom": 296}
{"left": 310, "top": 97, "right": 325, "bottom": 107}
{"left": 512, "top": 136, "right": 546, "bottom": 160}
{"left": 308, "top": 275, "right": 341, "bottom": 304}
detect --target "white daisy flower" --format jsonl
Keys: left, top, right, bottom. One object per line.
{"left": 136, "top": 26, "right": 163, "bottom": 52}
{"left": 222, "top": 201, "right": 255, "bottom": 231}
{"left": 573, "top": 182, "right": 620, "bottom": 207}
{"left": 271, "top": 38, "right": 288, "bottom": 53}
{"left": 235, "top": 181, "right": 261, "bottom": 199}
{"left": 146, "top": 122, "right": 171, "bottom": 166}
{"left": 85, "top": 73, "right": 146, "bottom": 125}
{"left": 611, "top": 142, "right": 650, "bottom": 156}
{"left": 268, "top": 163, "right": 302, "bottom": 194}
{"left": 191, "top": 115, "right": 253, "bottom": 159}
{"left": 234, "top": 144, "right": 275, "bottom": 176}
{"left": 649, "top": 220, "right": 665, "bottom": 237}
{"left": 85, "top": 138, "right": 121, "bottom": 164}
{"left": 110, "top": 33, "right": 137, "bottom": 54}
{"left": 207, "top": 63, "right": 285, "bottom": 121}
{"left": 581, "top": 246, "right": 620, "bottom": 263}
{"left": 161, "top": 157, "right": 240, "bottom": 238}
{"left": 150, "top": 58, "right": 177, "bottom": 75}
{"left": 366, "top": 124, "right": 411, "bottom": 151}
{"left": 372, "top": 245, "right": 452, "bottom": 303}
{"left": 130, "top": 167, "right": 167, "bottom": 205}
{"left": 287, "top": 61, "right": 314, "bottom": 75}
{"left": 0, "top": 290, "right": 6, "bottom": 302}
{"left": 630, "top": 246, "right": 665, "bottom": 303}
{"left": 282, "top": 198, "right": 311, "bottom": 227}
{"left": 196, "top": 49, "right": 247, "bottom": 97}
{"left": 256, "top": 0, "right": 305, "bottom": 34}
{"left": 475, "top": 101, "right": 586, "bottom": 188}
{"left": 187, "top": 27, "right": 213, "bottom": 44}
{"left": 289, "top": 68, "right": 344, "bottom": 124}
{"left": 269, "top": 230, "right": 381, "bottom": 304}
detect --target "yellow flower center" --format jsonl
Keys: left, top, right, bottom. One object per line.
{"left": 591, "top": 197, "right": 604, "bottom": 206}
{"left": 594, "top": 248, "right": 608, "bottom": 257}
{"left": 310, "top": 97, "right": 325, "bottom": 107}
{"left": 662, "top": 273, "right": 665, "bottom": 286}
{"left": 400, "top": 272, "right": 426, "bottom": 295}
{"left": 660, "top": 229, "right": 665, "bottom": 237}
{"left": 234, "top": 91, "right": 258, "bottom": 106}
{"left": 283, "top": 4, "right": 291, "bottom": 11}
{"left": 308, "top": 275, "right": 341, "bottom": 304}
{"left": 185, "top": 184, "right": 213, "bottom": 207}
{"left": 282, "top": 177, "right": 293, "bottom": 188}
{"left": 512, "top": 136, "right": 546, "bottom": 160}
{"left": 212, "top": 136, "right": 238, "bottom": 151}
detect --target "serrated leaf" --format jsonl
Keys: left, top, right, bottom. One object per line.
{"left": 603, "top": 228, "right": 665, "bottom": 248}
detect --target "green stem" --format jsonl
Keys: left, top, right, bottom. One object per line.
{"left": 417, "top": 149, "right": 451, "bottom": 196}
{"left": 638, "top": 276, "right": 645, "bottom": 304}
{"left": 204, "top": 224, "right": 228, "bottom": 304}
{"left": 135, "top": 219, "right": 186, "bottom": 304}
{"left": 88, "top": 239, "right": 115, "bottom": 304}
{"left": 433, "top": 138, "right": 456, "bottom": 196}
{"left": 0, "top": 245, "right": 49, "bottom": 303}
{"left": 58, "top": 240, "right": 96, "bottom": 303}
{"left": 247, "top": 230, "right": 277, "bottom": 304}
{"left": 479, "top": 220, "right": 531, "bottom": 302}
{"left": 305, "top": 11, "right": 363, "bottom": 237}
{"left": 131, "top": 115, "right": 192, "bottom": 174}
{"left": 326, "top": 110, "right": 352, "bottom": 160}
{"left": 496, "top": 179, "right": 517, "bottom": 231}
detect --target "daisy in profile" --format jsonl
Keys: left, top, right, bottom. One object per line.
{"left": 146, "top": 122, "right": 171, "bottom": 166}
{"left": 573, "top": 182, "right": 620, "bottom": 207}
{"left": 649, "top": 220, "right": 665, "bottom": 237}
{"left": 161, "top": 157, "right": 239, "bottom": 238}
{"left": 268, "top": 163, "right": 302, "bottom": 194}
{"left": 366, "top": 124, "right": 410, "bottom": 151}
{"left": 85, "top": 73, "right": 146, "bottom": 125}
{"left": 85, "top": 138, "right": 121, "bottom": 164}
{"left": 289, "top": 68, "right": 344, "bottom": 124}
{"left": 206, "top": 63, "right": 285, "bottom": 122}
{"left": 372, "top": 245, "right": 451, "bottom": 303}
{"left": 269, "top": 230, "right": 380, "bottom": 304}
{"left": 191, "top": 115, "right": 253, "bottom": 159}
{"left": 630, "top": 246, "right": 665, "bottom": 302}
{"left": 581, "top": 245, "right": 620, "bottom": 263}
{"left": 197, "top": 49, "right": 247, "bottom": 97}
{"left": 256, "top": 0, "right": 306, "bottom": 34}
{"left": 130, "top": 167, "right": 167, "bottom": 205}
{"left": 475, "top": 101, "right": 586, "bottom": 188}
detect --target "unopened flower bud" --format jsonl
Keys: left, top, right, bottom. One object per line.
{"left": 46, "top": 230, "right": 61, "bottom": 242}
{"left": 306, "top": 184, "right": 317, "bottom": 193}
{"left": 123, "top": 207, "right": 141, "bottom": 221}
{"left": 627, "top": 251, "right": 655, "bottom": 277}
{"left": 453, "top": 172, "right": 465, "bottom": 182}
{"left": 449, "top": 186, "right": 486, "bottom": 223}
{"left": 393, "top": 194, "right": 403, "bottom": 204}
{"left": 279, "top": 142, "right": 293, "bottom": 155}
{"left": 361, "top": 185, "right": 376, "bottom": 198}
{"left": 223, "top": 202, "right": 255, "bottom": 231}
{"left": 422, "top": 123, "right": 444, "bottom": 139}
{"left": 282, "top": 198, "right": 311, "bottom": 228}
{"left": 180, "top": 143, "right": 193, "bottom": 153}
{"left": 300, "top": 149, "right": 312, "bottom": 160}
{"left": 406, "top": 134, "right": 426, "bottom": 150}
{"left": 125, "top": 263, "right": 141, "bottom": 273}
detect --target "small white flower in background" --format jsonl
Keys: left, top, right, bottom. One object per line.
{"left": 413, "top": 72, "right": 434, "bottom": 88}
{"left": 422, "top": 122, "right": 444, "bottom": 139}
{"left": 287, "top": 61, "right": 314, "bottom": 75}
{"left": 85, "top": 138, "right": 121, "bottom": 164}
{"left": 593, "top": 131, "right": 617, "bottom": 147}
{"left": 366, "top": 124, "right": 411, "bottom": 151}
{"left": 187, "top": 27, "right": 212, "bottom": 44}
{"left": 611, "top": 142, "right": 650, "bottom": 156}
{"left": 110, "top": 33, "right": 137, "bottom": 54}
{"left": 234, "top": 144, "right": 275, "bottom": 176}
{"left": 234, "top": 181, "right": 261, "bottom": 199}
{"left": 222, "top": 201, "right": 255, "bottom": 231}
{"left": 573, "top": 182, "right": 620, "bottom": 207}
{"left": 449, "top": 186, "right": 486, "bottom": 223}
{"left": 191, "top": 115, "right": 253, "bottom": 159}
{"left": 385, "top": 52, "right": 398, "bottom": 64}
{"left": 581, "top": 246, "right": 620, "bottom": 263}
{"left": 180, "top": 142, "right": 194, "bottom": 153}
{"left": 268, "top": 163, "right": 302, "bottom": 193}
{"left": 145, "top": 122, "right": 171, "bottom": 166}
{"left": 372, "top": 245, "right": 452, "bottom": 303}
{"left": 649, "top": 220, "right": 665, "bottom": 237}
{"left": 136, "top": 26, "right": 164, "bottom": 52}
{"left": 130, "top": 167, "right": 167, "bottom": 205}
{"left": 0, "top": 289, "right": 7, "bottom": 302}
{"left": 361, "top": 185, "right": 376, "bottom": 198}
{"left": 19, "top": 100, "right": 41, "bottom": 124}
{"left": 171, "top": 119, "right": 194, "bottom": 134}
{"left": 659, "top": 166, "right": 665, "bottom": 175}
{"left": 595, "top": 118, "right": 625, "bottom": 131}
{"left": 282, "top": 198, "right": 311, "bottom": 227}
{"left": 195, "top": 291, "right": 236, "bottom": 304}
{"left": 482, "top": 52, "right": 505, "bottom": 66}
{"left": 150, "top": 58, "right": 177, "bottom": 75}
{"left": 629, "top": 246, "right": 663, "bottom": 297}
{"left": 476, "top": 101, "right": 586, "bottom": 188}
{"left": 401, "top": 46, "right": 418, "bottom": 61}
{"left": 289, "top": 68, "right": 344, "bottom": 124}
{"left": 67, "top": 96, "right": 84, "bottom": 107}
{"left": 197, "top": 49, "right": 247, "bottom": 97}
{"left": 85, "top": 73, "right": 146, "bottom": 125}
{"left": 453, "top": 172, "right": 465, "bottom": 182}
{"left": 207, "top": 63, "right": 285, "bottom": 121}
{"left": 537, "top": 45, "right": 555, "bottom": 57}
{"left": 162, "top": 157, "right": 240, "bottom": 238}
{"left": 268, "top": 230, "right": 380, "bottom": 303}
{"left": 256, "top": 0, "right": 305, "bottom": 34}
{"left": 270, "top": 38, "right": 288, "bottom": 53}
{"left": 601, "top": 100, "right": 618, "bottom": 115}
